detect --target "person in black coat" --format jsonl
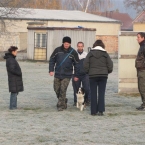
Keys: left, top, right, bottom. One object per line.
{"left": 4, "top": 46, "right": 24, "bottom": 110}
{"left": 83, "top": 40, "right": 113, "bottom": 116}
{"left": 49, "top": 36, "right": 79, "bottom": 111}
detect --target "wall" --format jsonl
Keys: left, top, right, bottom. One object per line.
{"left": 96, "top": 35, "right": 118, "bottom": 54}
{"left": 133, "top": 23, "right": 145, "bottom": 31}
{"left": 0, "top": 33, "right": 20, "bottom": 51}
{"left": 27, "top": 30, "right": 34, "bottom": 59}
{"left": 27, "top": 28, "right": 96, "bottom": 60}
{"left": 47, "top": 21, "right": 120, "bottom": 54}
{"left": 0, "top": 20, "right": 47, "bottom": 51}
{"left": 118, "top": 32, "right": 142, "bottom": 93}
{"left": 47, "top": 21, "right": 120, "bottom": 36}
{"left": 3, "top": 19, "right": 120, "bottom": 35}
{"left": 47, "top": 29, "right": 96, "bottom": 60}
{"left": 20, "top": 32, "right": 27, "bottom": 50}
{"left": 0, "top": 20, "right": 30, "bottom": 51}
{"left": 0, "top": 19, "right": 120, "bottom": 53}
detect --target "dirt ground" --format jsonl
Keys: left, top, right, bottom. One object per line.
{"left": 0, "top": 59, "right": 144, "bottom": 145}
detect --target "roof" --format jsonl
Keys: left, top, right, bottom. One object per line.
{"left": 101, "top": 11, "right": 133, "bottom": 30}
{"left": 27, "top": 27, "right": 96, "bottom": 31}
{"left": 1, "top": 8, "right": 120, "bottom": 23}
{"left": 133, "top": 11, "right": 145, "bottom": 23}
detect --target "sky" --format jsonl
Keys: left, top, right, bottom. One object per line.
{"left": 111, "top": 0, "right": 137, "bottom": 19}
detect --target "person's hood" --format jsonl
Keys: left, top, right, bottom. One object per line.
{"left": 90, "top": 46, "right": 107, "bottom": 59}
{"left": 3, "top": 53, "right": 16, "bottom": 59}
{"left": 91, "top": 46, "right": 106, "bottom": 51}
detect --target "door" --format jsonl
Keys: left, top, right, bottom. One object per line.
{"left": 34, "top": 32, "right": 47, "bottom": 60}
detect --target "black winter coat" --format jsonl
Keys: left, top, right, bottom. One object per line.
{"left": 4, "top": 53, "right": 24, "bottom": 93}
{"left": 77, "top": 51, "right": 88, "bottom": 76}
{"left": 135, "top": 40, "right": 145, "bottom": 70}
{"left": 83, "top": 46, "right": 113, "bottom": 78}
{"left": 49, "top": 45, "right": 79, "bottom": 79}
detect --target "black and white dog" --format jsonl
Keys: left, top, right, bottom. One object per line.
{"left": 76, "top": 87, "right": 86, "bottom": 111}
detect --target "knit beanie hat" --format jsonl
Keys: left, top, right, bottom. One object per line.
{"left": 62, "top": 36, "right": 71, "bottom": 44}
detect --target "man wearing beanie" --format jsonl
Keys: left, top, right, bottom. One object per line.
{"left": 49, "top": 36, "right": 79, "bottom": 111}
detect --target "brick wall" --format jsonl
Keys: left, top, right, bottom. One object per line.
{"left": 96, "top": 35, "right": 118, "bottom": 54}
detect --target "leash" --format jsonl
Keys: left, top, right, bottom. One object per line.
{"left": 56, "top": 48, "right": 74, "bottom": 71}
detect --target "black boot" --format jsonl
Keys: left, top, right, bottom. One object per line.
{"left": 73, "top": 102, "right": 76, "bottom": 106}
{"left": 98, "top": 112, "right": 104, "bottom": 116}
{"left": 136, "top": 105, "right": 145, "bottom": 111}
{"left": 64, "top": 98, "right": 68, "bottom": 109}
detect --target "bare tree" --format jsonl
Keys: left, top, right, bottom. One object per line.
{"left": 124, "top": 0, "right": 145, "bottom": 13}
{"left": 0, "top": 0, "right": 61, "bottom": 33}
{"left": 85, "top": 0, "right": 90, "bottom": 12}
{"left": 24, "top": 0, "right": 61, "bottom": 9}
{"left": 0, "top": 0, "right": 31, "bottom": 33}
{"left": 62, "top": 0, "right": 113, "bottom": 13}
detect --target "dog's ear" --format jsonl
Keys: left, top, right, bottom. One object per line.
{"left": 82, "top": 88, "right": 85, "bottom": 94}
{"left": 81, "top": 88, "right": 85, "bottom": 94}
{"left": 77, "top": 88, "right": 80, "bottom": 92}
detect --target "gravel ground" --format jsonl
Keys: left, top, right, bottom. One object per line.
{"left": 0, "top": 59, "right": 144, "bottom": 145}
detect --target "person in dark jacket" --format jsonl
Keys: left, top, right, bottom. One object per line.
{"left": 135, "top": 32, "right": 145, "bottom": 111}
{"left": 83, "top": 40, "right": 113, "bottom": 116}
{"left": 4, "top": 46, "right": 24, "bottom": 110}
{"left": 72, "top": 42, "right": 90, "bottom": 106}
{"left": 49, "top": 36, "right": 79, "bottom": 111}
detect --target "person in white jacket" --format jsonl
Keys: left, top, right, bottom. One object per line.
{"left": 72, "top": 42, "right": 91, "bottom": 106}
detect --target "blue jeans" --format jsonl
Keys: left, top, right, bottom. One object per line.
{"left": 10, "top": 93, "right": 18, "bottom": 109}
{"left": 89, "top": 77, "right": 107, "bottom": 114}
{"left": 72, "top": 75, "right": 91, "bottom": 103}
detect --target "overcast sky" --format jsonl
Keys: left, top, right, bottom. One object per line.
{"left": 111, "top": 0, "right": 137, "bottom": 19}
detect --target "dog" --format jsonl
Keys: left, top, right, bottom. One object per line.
{"left": 76, "top": 87, "right": 86, "bottom": 111}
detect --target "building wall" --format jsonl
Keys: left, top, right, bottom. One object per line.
{"left": 47, "top": 21, "right": 120, "bottom": 53}
{"left": 0, "top": 32, "right": 28, "bottom": 51}
{"left": 27, "top": 28, "right": 96, "bottom": 60}
{"left": 5, "top": 19, "right": 120, "bottom": 35}
{"left": 47, "top": 21, "right": 120, "bottom": 36}
{"left": 0, "top": 33, "right": 20, "bottom": 51}
{"left": 118, "top": 32, "right": 141, "bottom": 93}
{"left": 96, "top": 35, "right": 118, "bottom": 54}
{"left": 20, "top": 32, "right": 27, "bottom": 50}
{"left": 0, "top": 20, "right": 29, "bottom": 51}
{"left": 47, "top": 29, "right": 96, "bottom": 59}
{"left": 27, "top": 30, "right": 34, "bottom": 59}
{"left": 0, "top": 19, "right": 120, "bottom": 53}
{"left": 133, "top": 23, "right": 145, "bottom": 31}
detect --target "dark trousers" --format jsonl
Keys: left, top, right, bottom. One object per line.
{"left": 72, "top": 75, "right": 91, "bottom": 103}
{"left": 137, "top": 70, "right": 145, "bottom": 107}
{"left": 10, "top": 93, "right": 18, "bottom": 110}
{"left": 89, "top": 77, "right": 107, "bottom": 114}
{"left": 54, "top": 77, "right": 70, "bottom": 108}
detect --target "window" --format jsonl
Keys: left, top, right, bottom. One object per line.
{"left": 42, "top": 34, "right": 46, "bottom": 47}
{"left": 35, "top": 33, "right": 47, "bottom": 48}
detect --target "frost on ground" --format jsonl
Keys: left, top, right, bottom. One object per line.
{"left": 0, "top": 59, "right": 144, "bottom": 145}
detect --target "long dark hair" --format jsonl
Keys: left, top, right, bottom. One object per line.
{"left": 8, "top": 46, "right": 18, "bottom": 53}
{"left": 93, "top": 40, "right": 105, "bottom": 49}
